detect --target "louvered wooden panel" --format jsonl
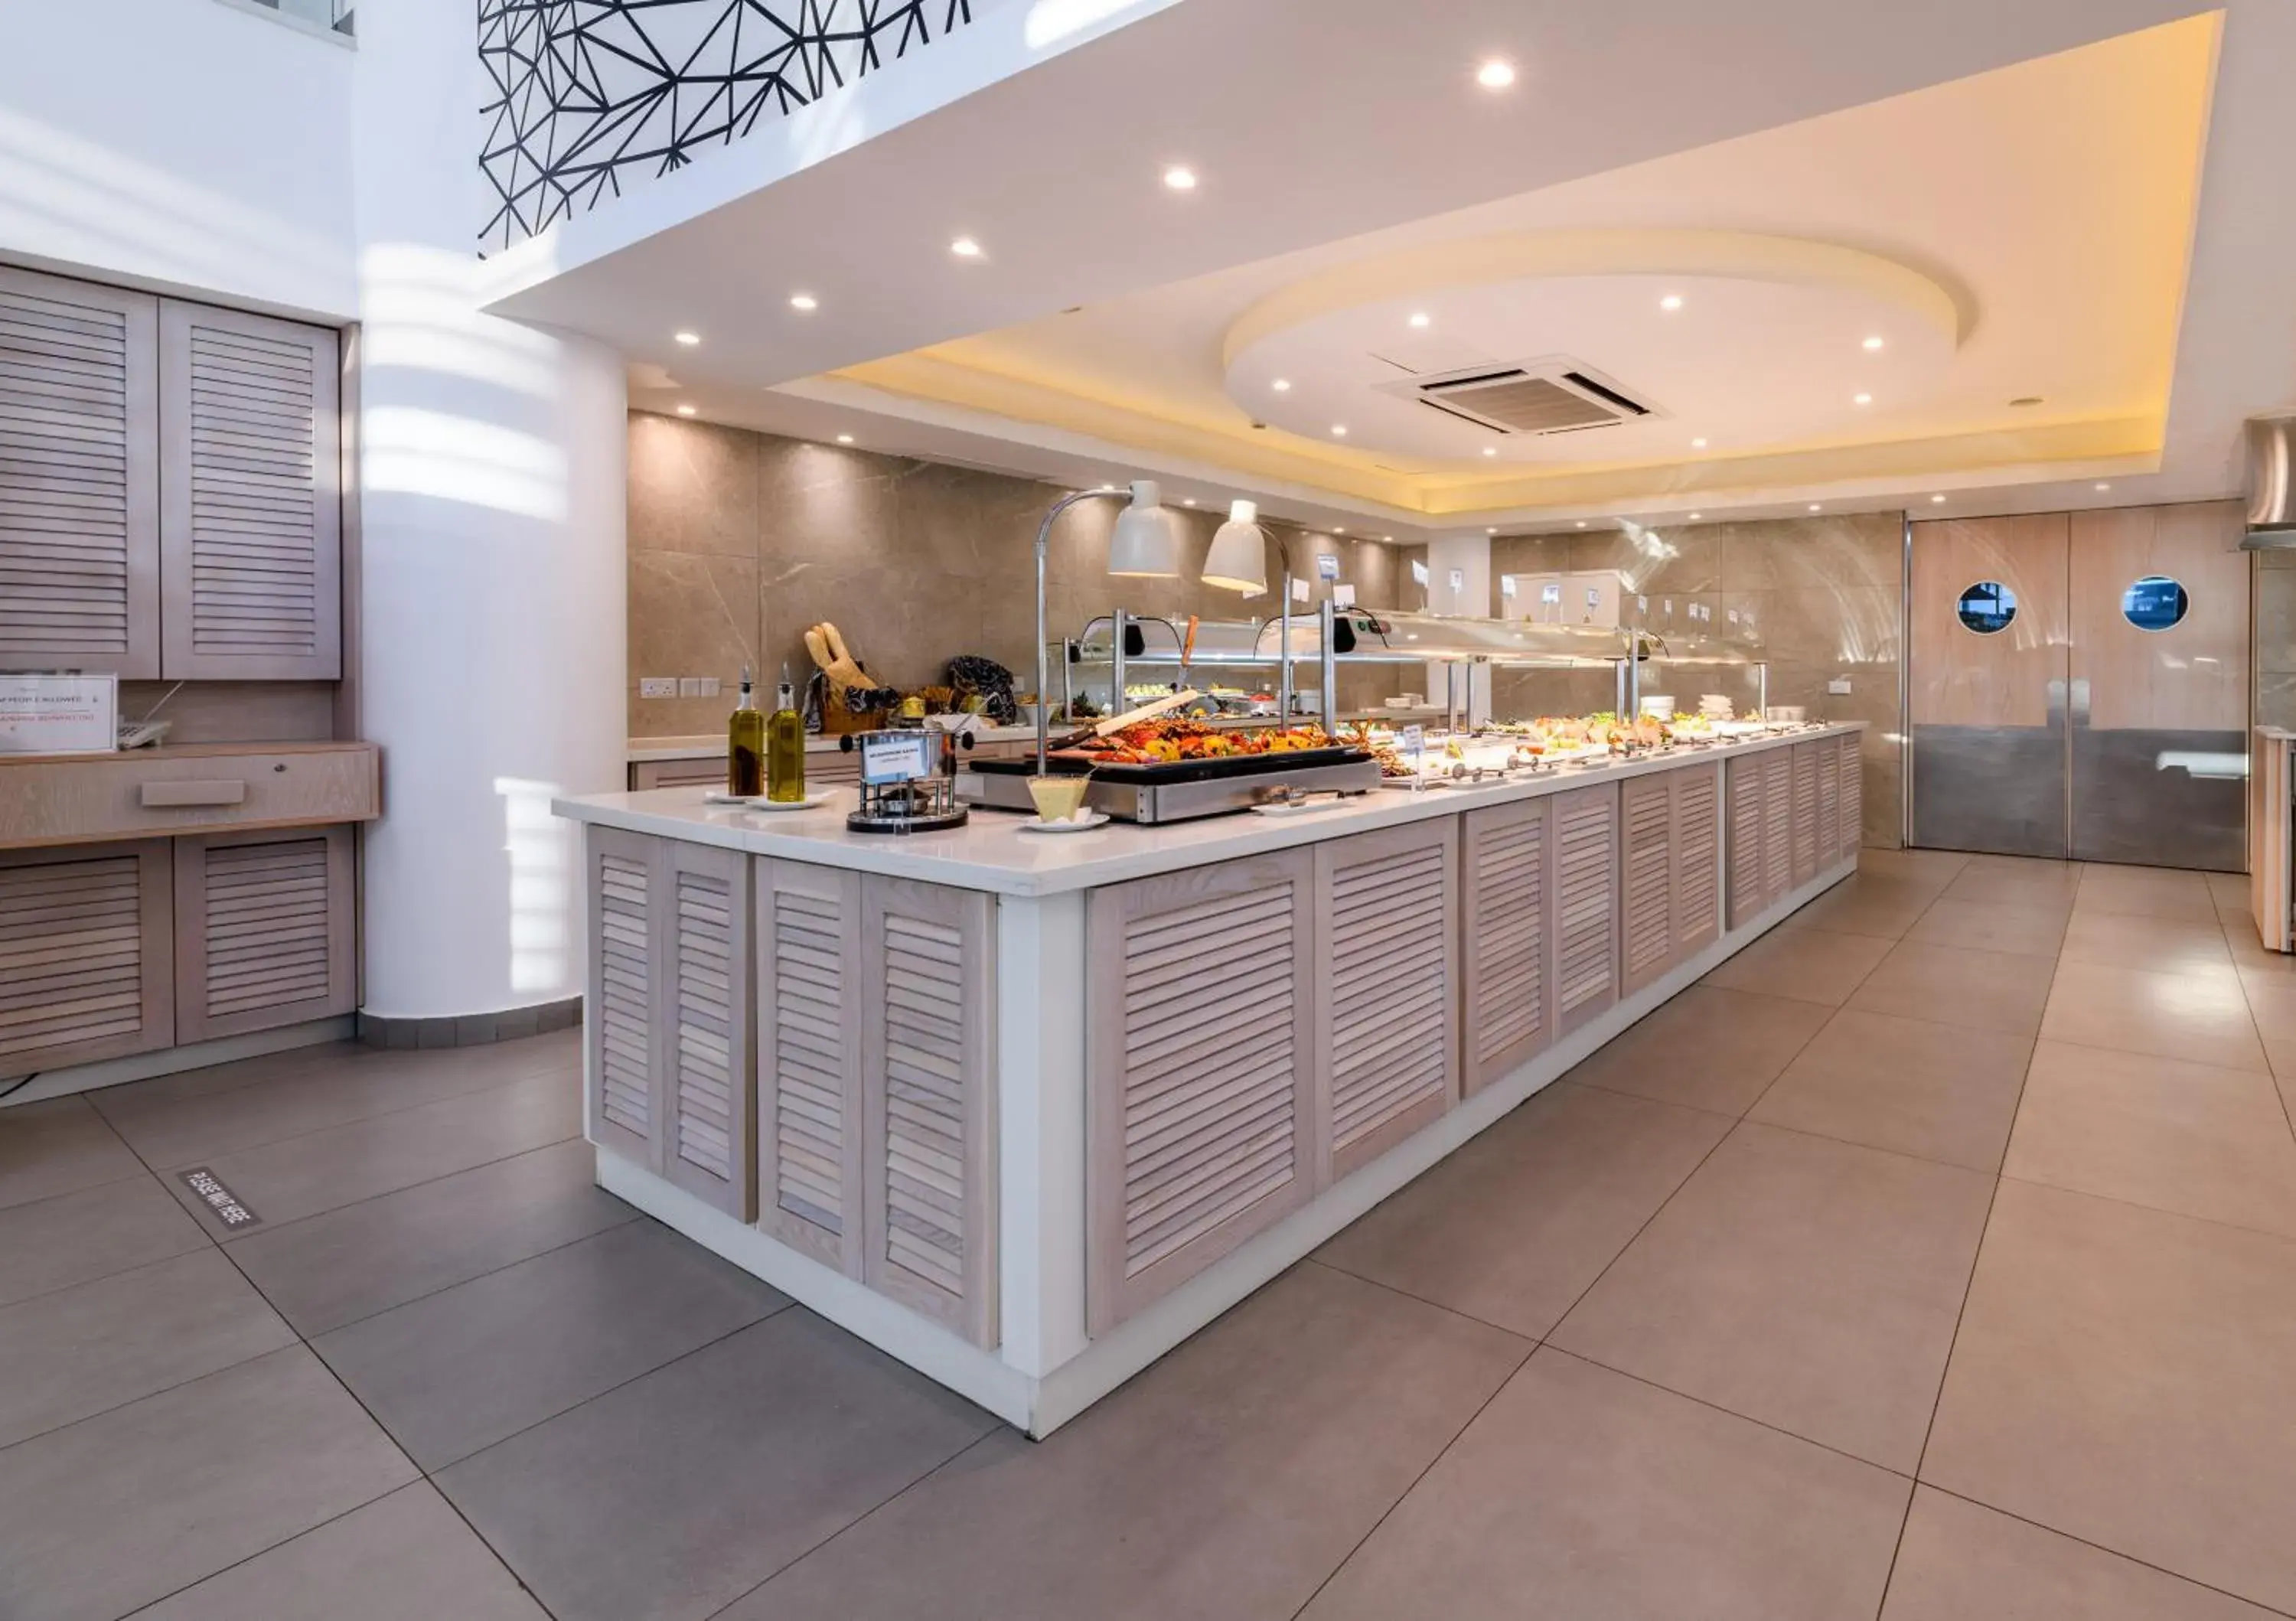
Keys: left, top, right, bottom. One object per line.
{"left": 756, "top": 859, "right": 864, "bottom": 1274}
{"left": 1087, "top": 850, "right": 1314, "bottom": 1336}
{"left": 174, "top": 827, "right": 352, "bottom": 1042}
{"left": 0, "top": 266, "right": 159, "bottom": 677}
{"left": 1462, "top": 797, "right": 1552, "bottom": 1094}
{"left": 1791, "top": 742, "right": 1821, "bottom": 886}
{"left": 0, "top": 842, "right": 171, "bottom": 1071}
{"left": 1761, "top": 749, "right": 1795, "bottom": 908}
{"left": 1314, "top": 822, "right": 1456, "bottom": 1182}
{"left": 1815, "top": 741, "right": 1841, "bottom": 869}
{"left": 1725, "top": 756, "right": 1766, "bottom": 929}
{"left": 587, "top": 826, "right": 659, "bottom": 1170}
{"left": 1619, "top": 775, "right": 1674, "bottom": 993}
{"left": 661, "top": 841, "right": 752, "bottom": 1220}
{"left": 1674, "top": 763, "right": 1721, "bottom": 957}
{"left": 862, "top": 876, "right": 996, "bottom": 1346}
{"left": 1838, "top": 734, "right": 1864, "bottom": 863}
{"left": 159, "top": 302, "right": 340, "bottom": 680}
{"left": 1553, "top": 783, "right": 1619, "bottom": 1032}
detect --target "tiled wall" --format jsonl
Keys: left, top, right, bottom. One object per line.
{"left": 1489, "top": 514, "right": 1907, "bottom": 849}
{"left": 627, "top": 412, "right": 1411, "bottom": 737}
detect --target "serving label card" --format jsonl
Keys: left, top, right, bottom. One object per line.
{"left": 859, "top": 732, "right": 931, "bottom": 784}
{"left": 0, "top": 675, "right": 116, "bottom": 755}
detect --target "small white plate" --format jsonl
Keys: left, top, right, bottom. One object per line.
{"left": 739, "top": 792, "right": 837, "bottom": 812}
{"left": 1019, "top": 810, "right": 1112, "bottom": 833}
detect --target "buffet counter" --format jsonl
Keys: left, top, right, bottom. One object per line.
{"left": 554, "top": 722, "right": 1865, "bottom": 1435}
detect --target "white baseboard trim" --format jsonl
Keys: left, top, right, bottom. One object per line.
{"left": 2, "top": 1016, "right": 358, "bottom": 1108}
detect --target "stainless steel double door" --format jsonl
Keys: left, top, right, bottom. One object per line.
{"left": 1909, "top": 504, "right": 2249, "bottom": 871}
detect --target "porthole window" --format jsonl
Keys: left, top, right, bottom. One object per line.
{"left": 1956, "top": 581, "right": 2017, "bottom": 635}
{"left": 2122, "top": 574, "right": 2190, "bottom": 632}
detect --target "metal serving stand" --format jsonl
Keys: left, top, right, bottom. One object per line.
{"left": 840, "top": 725, "right": 973, "bottom": 834}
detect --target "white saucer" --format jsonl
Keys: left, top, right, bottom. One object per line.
{"left": 739, "top": 792, "right": 836, "bottom": 812}
{"left": 1019, "top": 810, "right": 1111, "bottom": 833}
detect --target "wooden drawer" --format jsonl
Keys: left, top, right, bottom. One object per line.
{"left": 0, "top": 842, "right": 174, "bottom": 1074}
{"left": 0, "top": 744, "right": 379, "bottom": 850}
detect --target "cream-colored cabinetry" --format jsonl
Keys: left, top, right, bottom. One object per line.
{"left": 173, "top": 826, "right": 355, "bottom": 1042}
{"left": 1619, "top": 762, "right": 1721, "bottom": 994}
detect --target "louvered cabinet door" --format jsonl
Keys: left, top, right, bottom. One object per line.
{"left": 1313, "top": 820, "right": 1457, "bottom": 1182}
{"left": 1837, "top": 735, "right": 1864, "bottom": 863}
{"left": 0, "top": 842, "right": 172, "bottom": 1071}
{"left": 173, "top": 827, "right": 352, "bottom": 1043}
{"left": 0, "top": 266, "right": 159, "bottom": 677}
{"left": 1619, "top": 775, "right": 1675, "bottom": 994}
{"left": 1462, "top": 797, "right": 1553, "bottom": 1095}
{"left": 1552, "top": 782, "right": 1620, "bottom": 1033}
{"left": 756, "top": 859, "right": 864, "bottom": 1275}
{"left": 1086, "top": 850, "right": 1314, "bottom": 1337}
{"left": 1814, "top": 742, "right": 1841, "bottom": 869}
{"left": 860, "top": 876, "right": 996, "bottom": 1347}
{"left": 1673, "top": 762, "right": 1722, "bottom": 958}
{"left": 1791, "top": 742, "right": 1821, "bottom": 886}
{"left": 660, "top": 840, "right": 754, "bottom": 1221}
{"left": 1761, "top": 749, "right": 1795, "bottom": 908}
{"left": 587, "top": 825, "right": 660, "bottom": 1171}
{"left": 158, "top": 302, "right": 341, "bottom": 680}
{"left": 1725, "top": 756, "right": 1766, "bottom": 930}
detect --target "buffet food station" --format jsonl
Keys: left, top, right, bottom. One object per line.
{"left": 554, "top": 608, "right": 1864, "bottom": 1436}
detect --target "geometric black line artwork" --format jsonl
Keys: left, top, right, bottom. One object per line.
{"left": 478, "top": 0, "right": 977, "bottom": 253}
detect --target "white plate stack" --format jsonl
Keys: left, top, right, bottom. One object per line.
{"left": 1698, "top": 694, "right": 1734, "bottom": 722}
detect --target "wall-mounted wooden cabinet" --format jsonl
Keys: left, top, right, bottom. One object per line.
{"left": 0, "top": 264, "right": 341, "bottom": 682}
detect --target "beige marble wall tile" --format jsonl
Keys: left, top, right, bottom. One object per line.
{"left": 628, "top": 413, "right": 758, "bottom": 559}
{"left": 1719, "top": 514, "right": 1902, "bottom": 593}
{"left": 628, "top": 548, "right": 759, "bottom": 738}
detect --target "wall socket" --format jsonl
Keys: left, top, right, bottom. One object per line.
{"left": 639, "top": 677, "right": 677, "bottom": 700}
{"left": 1827, "top": 677, "right": 1854, "bottom": 696}
{"left": 678, "top": 676, "right": 722, "bottom": 698}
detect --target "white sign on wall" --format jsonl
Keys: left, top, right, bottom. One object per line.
{"left": 0, "top": 674, "right": 116, "bottom": 755}
{"left": 1448, "top": 568, "right": 1466, "bottom": 592}
{"left": 1332, "top": 583, "right": 1356, "bottom": 608}
{"left": 1316, "top": 553, "right": 1340, "bottom": 580}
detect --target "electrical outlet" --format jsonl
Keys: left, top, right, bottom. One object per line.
{"left": 677, "top": 677, "right": 706, "bottom": 697}
{"left": 694, "top": 676, "right": 721, "bottom": 697}
{"left": 639, "top": 677, "right": 677, "bottom": 700}
{"left": 1828, "top": 677, "right": 1853, "bottom": 696}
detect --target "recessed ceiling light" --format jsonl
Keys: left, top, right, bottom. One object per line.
{"left": 1576, "top": 520, "right": 1588, "bottom": 528}
{"left": 1659, "top": 294, "right": 1684, "bottom": 311}
{"left": 1486, "top": 527, "right": 1498, "bottom": 535}
{"left": 673, "top": 331, "right": 700, "bottom": 346}
{"left": 1182, "top": 497, "right": 1197, "bottom": 506}
{"left": 1382, "top": 534, "right": 1393, "bottom": 542}
{"left": 1271, "top": 378, "right": 1292, "bottom": 392}
{"left": 1930, "top": 494, "right": 1946, "bottom": 503}
{"left": 1854, "top": 393, "right": 1873, "bottom": 406}
{"left": 1808, "top": 503, "right": 1823, "bottom": 512}
{"left": 675, "top": 404, "right": 696, "bottom": 416}
{"left": 1482, "top": 446, "right": 1498, "bottom": 457}
{"left": 1331, "top": 424, "right": 1348, "bottom": 437}
{"left": 1476, "top": 58, "right": 1516, "bottom": 90}
{"left": 835, "top": 433, "right": 853, "bottom": 445}
{"left": 1691, "top": 436, "right": 1708, "bottom": 448}
{"left": 2095, "top": 481, "right": 2111, "bottom": 492}
{"left": 1335, "top": 526, "right": 1347, "bottom": 534}
{"left": 1408, "top": 311, "right": 1431, "bottom": 328}
{"left": 1862, "top": 335, "right": 1884, "bottom": 351}
{"left": 1161, "top": 165, "right": 1197, "bottom": 191}
{"left": 789, "top": 293, "right": 817, "bottom": 311}
{"left": 950, "top": 236, "right": 983, "bottom": 259}
{"left": 1689, "top": 513, "right": 1703, "bottom": 521}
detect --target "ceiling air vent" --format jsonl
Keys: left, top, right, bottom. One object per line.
{"left": 1379, "top": 358, "right": 1662, "bottom": 438}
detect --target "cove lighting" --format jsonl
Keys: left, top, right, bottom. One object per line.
{"left": 789, "top": 293, "right": 818, "bottom": 311}
{"left": 676, "top": 404, "right": 696, "bottom": 416}
{"left": 950, "top": 236, "right": 983, "bottom": 259}
{"left": 1659, "top": 294, "right": 1684, "bottom": 311}
{"left": 1162, "top": 166, "right": 1197, "bottom": 191}
{"left": 1854, "top": 393, "right": 1873, "bottom": 406}
{"left": 673, "top": 331, "right": 700, "bottom": 346}
{"left": 1863, "top": 335, "right": 1884, "bottom": 351}
{"left": 836, "top": 434, "right": 854, "bottom": 444}
{"left": 1272, "top": 378, "right": 1292, "bottom": 392}
{"left": 1476, "top": 59, "right": 1517, "bottom": 89}
{"left": 1409, "top": 311, "right": 1431, "bottom": 328}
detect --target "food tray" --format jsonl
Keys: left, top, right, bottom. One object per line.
{"left": 967, "top": 746, "right": 1368, "bottom": 786}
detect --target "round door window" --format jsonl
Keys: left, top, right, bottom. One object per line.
{"left": 2122, "top": 574, "right": 2190, "bottom": 631}
{"left": 1956, "top": 581, "right": 2017, "bottom": 634}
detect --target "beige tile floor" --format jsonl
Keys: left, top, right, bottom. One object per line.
{"left": 5, "top": 854, "right": 2296, "bottom": 1618}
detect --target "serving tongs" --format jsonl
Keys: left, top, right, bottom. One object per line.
{"left": 1045, "top": 688, "right": 1203, "bottom": 752}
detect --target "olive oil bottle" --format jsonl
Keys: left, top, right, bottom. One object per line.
{"left": 727, "top": 667, "right": 765, "bottom": 797}
{"left": 765, "top": 664, "right": 806, "bottom": 803}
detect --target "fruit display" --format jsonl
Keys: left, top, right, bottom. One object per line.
{"left": 1060, "top": 719, "right": 1335, "bottom": 767}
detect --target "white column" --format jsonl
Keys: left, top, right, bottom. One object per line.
{"left": 1424, "top": 533, "right": 1493, "bottom": 726}
{"left": 350, "top": 0, "right": 628, "bottom": 1018}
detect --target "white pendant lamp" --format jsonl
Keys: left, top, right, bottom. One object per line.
{"left": 1201, "top": 498, "right": 1268, "bottom": 595}
{"left": 1104, "top": 480, "right": 1186, "bottom": 578}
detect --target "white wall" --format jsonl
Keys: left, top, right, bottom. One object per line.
{"left": 1424, "top": 533, "right": 1494, "bottom": 724}
{"left": 0, "top": 0, "right": 357, "bottom": 315}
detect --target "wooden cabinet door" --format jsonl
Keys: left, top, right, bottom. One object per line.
{"left": 0, "top": 266, "right": 160, "bottom": 677}
{"left": 0, "top": 841, "right": 172, "bottom": 1073}
{"left": 1553, "top": 781, "right": 1620, "bottom": 1033}
{"left": 1087, "top": 850, "right": 1314, "bottom": 1336}
{"left": 1462, "top": 797, "right": 1554, "bottom": 1095}
{"left": 1725, "top": 755, "right": 1766, "bottom": 930}
{"left": 158, "top": 302, "right": 341, "bottom": 680}
{"left": 1620, "top": 775, "right": 1675, "bottom": 994}
{"left": 1838, "top": 734, "right": 1865, "bottom": 862}
{"left": 1814, "top": 742, "right": 1841, "bottom": 866}
{"left": 1313, "top": 820, "right": 1457, "bottom": 1182}
{"left": 755, "top": 858, "right": 865, "bottom": 1277}
{"left": 859, "top": 876, "right": 996, "bottom": 1347}
{"left": 660, "top": 840, "right": 754, "bottom": 1221}
{"left": 1791, "top": 742, "right": 1821, "bottom": 886}
{"left": 586, "top": 824, "right": 660, "bottom": 1172}
{"left": 1673, "top": 762, "right": 1721, "bottom": 959}
{"left": 1762, "top": 748, "right": 1795, "bottom": 908}
{"left": 174, "top": 826, "right": 354, "bottom": 1043}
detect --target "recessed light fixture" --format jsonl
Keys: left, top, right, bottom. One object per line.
{"left": 1930, "top": 494, "right": 1946, "bottom": 503}
{"left": 1808, "top": 503, "right": 1823, "bottom": 512}
{"left": 673, "top": 331, "right": 700, "bottom": 346}
{"left": 1381, "top": 534, "right": 1393, "bottom": 542}
{"left": 1271, "top": 378, "right": 1292, "bottom": 392}
{"left": 1659, "top": 294, "right": 1684, "bottom": 311}
{"left": 835, "top": 433, "right": 853, "bottom": 445}
{"left": 1482, "top": 446, "right": 1498, "bottom": 457}
{"left": 1691, "top": 436, "right": 1708, "bottom": 448}
{"left": 2095, "top": 481, "right": 2111, "bottom": 492}
{"left": 676, "top": 404, "right": 696, "bottom": 416}
{"left": 1161, "top": 165, "right": 1197, "bottom": 191}
{"left": 1862, "top": 335, "right": 1884, "bottom": 351}
{"left": 1331, "top": 424, "right": 1348, "bottom": 437}
{"left": 1182, "top": 497, "right": 1197, "bottom": 506}
{"left": 1576, "top": 520, "right": 1588, "bottom": 528}
{"left": 1689, "top": 512, "right": 1703, "bottom": 521}
{"left": 1335, "top": 526, "right": 1348, "bottom": 534}
{"left": 789, "top": 293, "right": 817, "bottom": 311}
{"left": 1486, "top": 527, "right": 1499, "bottom": 535}
{"left": 1476, "top": 58, "right": 1517, "bottom": 90}
{"left": 1854, "top": 393, "right": 1873, "bottom": 406}
{"left": 1408, "top": 311, "right": 1431, "bottom": 328}
{"left": 950, "top": 236, "right": 983, "bottom": 259}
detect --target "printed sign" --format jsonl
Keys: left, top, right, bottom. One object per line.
{"left": 1448, "top": 568, "right": 1466, "bottom": 592}
{"left": 1332, "top": 583, "right": 1356, "bottom": 608}
{"left": 859, "top": 732, "right": 931, "bottom": 785}
{"left": 0, "top": 674, "right": 116, "bottom": 755}
{"left": 180, "top": 1168, "right": 261, "bottom": 1230}
{"left": 1291, "top": 576, "right": 1311, "bottom": 604}
{"left": 1410, "top": 559, "right": 1430, "bottom": 587}
{"left": 1499, "top": 576, "right": 1518, "bottom": 598}
{"left": 1316, "top": 553, "right": 1340, "bottom": 580}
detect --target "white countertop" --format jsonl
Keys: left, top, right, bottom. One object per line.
{"left": 564, "top": 723, "right": 1865, "bottom": 899}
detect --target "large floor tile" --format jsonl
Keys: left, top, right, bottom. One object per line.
{"left": 2236, "top": 972, "right": 2296, "bottom": 1049}
{"left": 162, "top": 1066, "right": 583, "bottom": 1238}
{"left": 1318, "top": 1084, "right": 1730, "bottom": 1337}
{"left": 1937, "top": 866, "right": 2080, "bottom": 915}
{"left": 0, "top": 1173, "right": 207, "bottom": 1307}
{"left": 230, "top": 1138, "right": 637, "bottom": 1336}
{"left": 1551, "top": 1122, "right": 1994, "bottom": 1470}
{"left": 2004, "top": 1042, "right": 2296, "bottom": 1238}
{"left": 437, "top": 1309, "right": 996, "bottom": 1621}
{"left": 1883, "top": 1486, "right": 2275, "bottom": 1621}
{"left": 0, "top": 1247, "right": 295, "bottom": 1448}
{"left": 1848, "top": 941, "right": 2060, "bottom": 1037}
{"left": 1750, "top": 1007, "right": 2031, "bottom": 1172}
{"left": 134, "top": 1482, "right": 546, "bottom": 1621}
{"left": 0, "top": 1345, "right": 416, "bottom": 1621}
{"left": 1778, "top": 875, "right": 1939, "bottom": 941}
{"left": 1564, "top": 984, "right": 1833, "bottom": 1115}
{"left": 1853, "top": 848, "right": 1969, "bottom": 887}
{"left": 2206, "top": 869, "right": 2253, "bottom": 915}
{"left": 1924, "top": 1180, "right": 2296, "bottom": 1613}
{"left": 1299, "top": 1349, "right": 1909, "bottom": 1621}
{"left": 2076, "top": 863, "right": 2221, "bottom": 923}
{"left": 1904, "top": 899, "right": 2068, "bottom": 958}
{"left": 736, "top": 1264, "right": 1530, "bottom": 1621}
{"left": 316, "top": 1218, "right": 787, "bottom": 1469}
{"left": 2060, "top": 908, "right": 2237, "bottom": 978}
{"left": 2040, "top": 961, "right": 2268, "bottom": 1074}
{"left": 1704, "top": 925, "right": 1894, "bottom": 1006}
{"left": 0, "top": 1095, "right": 145, "bottom": 1211}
